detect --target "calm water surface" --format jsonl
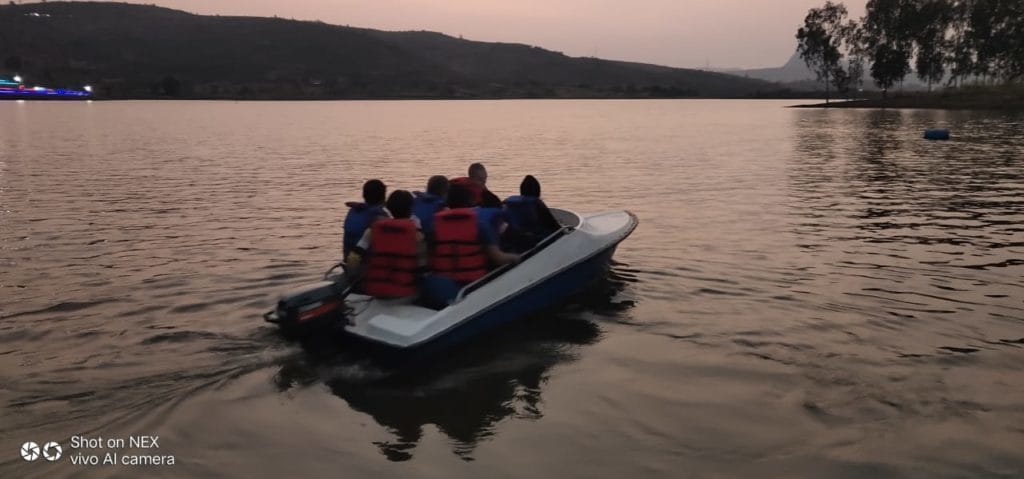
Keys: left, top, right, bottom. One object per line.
{"left": 1, "top": 100, "right": 1022, "bottom": 478}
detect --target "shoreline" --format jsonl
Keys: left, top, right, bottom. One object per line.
{"left": 790, "top": 86, "right": 1024, "bottom": 111}
{"left": 1, "top": 95, "right": 826, "bottom": 103}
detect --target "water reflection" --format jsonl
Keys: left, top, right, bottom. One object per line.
{"left": 792, "top": 108, "right": 1024, "bottom": 251}
{"left": 271, "top": 271, "right": 634, "bottom": 461}
{"left": 787, "top": 108, "right": 1024, "bottom": 355}
{"left": 860, "top": 109, "right": 906, "bottom": 162}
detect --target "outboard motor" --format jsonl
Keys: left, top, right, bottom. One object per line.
{"left": 265, "top": 265, "right": 351, "bottom": 337}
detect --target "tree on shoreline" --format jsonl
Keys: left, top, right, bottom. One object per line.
{"left": 985, "top": 0, "right": 1024, "bottom": 83}
{"left": 863, "top": 0, "right": 916, "bottom": 97}
{"left": 798, "top": 0, "right": 1021, "bottom": 95}
{"left": 796, "top": 1, "right": 851, "bottom": 103}
{"left": 911, "top": 0, "right": 952, "bottom": 91}
{"left": 843, "top": 20, "right": 869, "bottom": 94}
{"left": 946, "top": 0, "right": 975, "bottom": 86}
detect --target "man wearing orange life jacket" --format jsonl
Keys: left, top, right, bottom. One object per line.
{"left": 449, "top": 162, "right": 502, "bottom": 207}
{"left": 421, "top": 183, "right": 519, "bottom": 307}
{"left": 345, "top": 190, "right": 427, "bottom": 299}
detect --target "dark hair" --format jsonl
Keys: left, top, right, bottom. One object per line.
{"left": 363, "top": 179, "right": 386, "bottom": 205}
{"left": 446, "top": 183, "right": 474, "bottom": 209}
{"left": 468, "top": 162, "right": 487, "bottom": 181}
{"left": 520, "top": 175, "right": 541, "bottom": 197}
{"left": 386, "top": 190, "right": 414, "bottom": 219}
{"left": 426, "top": 175, "right": 449, "bottom": 197}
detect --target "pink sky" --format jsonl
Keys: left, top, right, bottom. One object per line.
{"left": 71, "top": 0, "right": 866, "bottom": 69}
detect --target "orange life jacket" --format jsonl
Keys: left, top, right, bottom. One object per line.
{"left": 364, "top": 219, "right": 419, "bottom": 298}
{"left": 431, "top": 208, "right": 488, "bottom": 283}
{"left": 450, "top": 177, "right": 485, "bottom": 206}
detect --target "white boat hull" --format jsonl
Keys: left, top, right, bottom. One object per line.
{"left": 341, "top": 209, "right": 638, "bottom": 352}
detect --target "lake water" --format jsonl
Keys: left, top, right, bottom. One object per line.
{"left": 1, "top": 100, "right": 1022, "bottom": 478}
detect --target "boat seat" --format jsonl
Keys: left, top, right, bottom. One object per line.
{"left": 365, "top": 304, "right": 437, "bottom": 340}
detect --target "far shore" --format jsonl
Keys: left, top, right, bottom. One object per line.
{"left": 791, "top": 85, "right": 1024, "bottom": 111}
{"left": 1, "top": 94, "right": 826, "bottom": 102}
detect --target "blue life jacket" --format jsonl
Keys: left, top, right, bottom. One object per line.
{"left": 343, "top": 202, "right": 386, "bottom": 257}
{"left": 474, "top": 206, "right": 506, "bottom": 244}
{"left": 412, "top": 192, "right": 447, "bottom": 236}
{"left": 503, "top": 195, "right": 540, "bottom": 234}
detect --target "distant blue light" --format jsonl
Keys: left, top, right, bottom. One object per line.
{"left": 0, "top": 88, "right": 91, "bottom": 98}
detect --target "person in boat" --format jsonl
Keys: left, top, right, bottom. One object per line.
{"left": 420, "top": 183, "right": 520, "bottom": 308}
{"left": 477, "top": 185, "right": 510, "bottom": 247}
{"left": 503, "top": 175, "right": 561, "bottom": 251}
{"left": 345, "top": 190, "right": 427, "bottom": 299}
{"left": 343, "top": 179, "right": 389, "bottom": 259}
{"left": 450, "top": 162, "right": 501, "bottom": 207}
{"left": 412, "top": 175, "right": 449, "bottom": 239}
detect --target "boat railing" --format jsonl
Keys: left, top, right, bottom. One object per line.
{"left": 453, "top": 225, "right": 574, "bottom": 303}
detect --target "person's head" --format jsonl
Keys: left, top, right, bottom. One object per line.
{"left": 447, "top": 183, "right": 474, "bottom": 209}
{"left": 386, "top": 190, "right": 414, "bottom": 219}
{"left": 426, "top": 175, "right": 449, "bottom": 198}
{"left": 520, "top": 175, "right": 541, "bottom": 198}
{"left": 362, "top": 179, "right": 386, "bottom": 205}
{"left": 468, "top": 162, "right": 487, "bottom": 185}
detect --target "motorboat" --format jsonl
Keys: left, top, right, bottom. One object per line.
{"left": 265, "top": 208, "right": 637, "bottom": 357}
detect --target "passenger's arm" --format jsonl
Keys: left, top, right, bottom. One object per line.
{"left": 486, "top": 245, "right": 520, "bottom": 266}
{"left": 344, "top": 250, "right": 363, "bottom": 277}
{"left": 479, "top": 218, "right": 519, "bottom": 265}
{"left": 345, "top": 230, "right": 373, "bottom": 273}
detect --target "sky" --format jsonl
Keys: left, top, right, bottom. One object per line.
{"left": 71, "top": 0, "right": 866, "bottom": 69}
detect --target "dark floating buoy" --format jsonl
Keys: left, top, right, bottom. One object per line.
{"left": 924, "top": 128, "right": 951, "bottom": 140}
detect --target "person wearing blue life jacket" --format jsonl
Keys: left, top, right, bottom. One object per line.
{"left": 342, "top": 179, "right": 389, "bottom": 259}
{"left": 476, "top": 188, "right": 508, "bottom": 244}
{"left": 503, "top": 175, "right": 560, "bottom": 251}
{"left": 412, "top": 175, "right": 449, "bottom": 238}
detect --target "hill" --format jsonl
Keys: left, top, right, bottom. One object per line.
{"left": 739, "top": 52, "right": 817, "bottom": 84}
{"left": 0, "top": 2, "right": 794, "bottom": 99}
{"left": 739, "top": 51, "right": 931, "bottom": 92}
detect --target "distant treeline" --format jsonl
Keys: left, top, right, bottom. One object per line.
{"left": 796, "top": 0, "right": 1022, "bottom": 100}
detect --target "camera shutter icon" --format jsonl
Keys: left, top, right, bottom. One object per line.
{"left": 21, "top": 442, "right": 41, "bottom": 462}
{"left": 43, "top": 442, "right": 62, "bottom": 461}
